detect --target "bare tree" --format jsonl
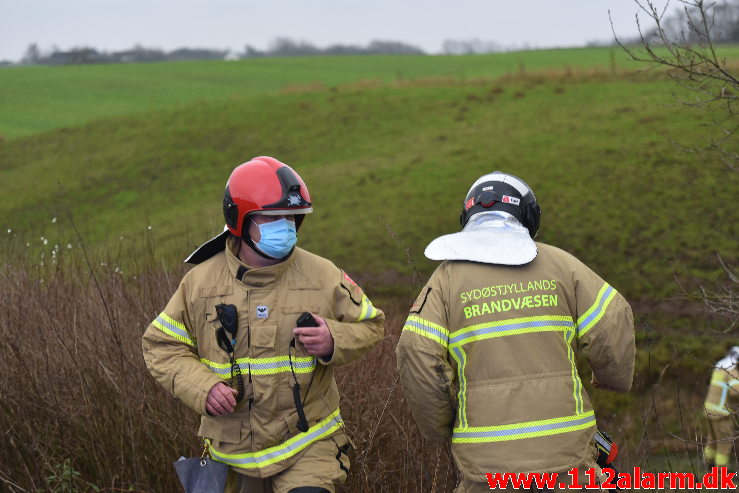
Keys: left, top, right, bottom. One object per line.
{"left": 613, "top": 0, "right": 738, "bottom": 327}
{"left": 613, "top": 0, "right": 738, "bottom": 169}
{"left": 21, "top": 43, "right": 41, "bottom": 64}
{"left": 442, "top": 39, "right": 502, "bottom": 55}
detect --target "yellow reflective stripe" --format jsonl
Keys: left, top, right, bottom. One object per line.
{"left": 450, "top": 346, "right": 468, "bottom": 428}
{"left": 711, "top": 375, "right": 726, "bottom": 386}
{"left": 705, "top": 402, "right": 731, "bottom": 416}
{"left": 356, "top": 295, "right": 379, "bottom": 321}
{"left": 714, "top": 451, "right": 731, "bottom": 466}
{"left": 452, "top": 411, "right": 595, "bottom": 444}
{"left": 704, "top": 443, "right": 730, "bottom": 466}
{"left": 564, "top": 328, "right": 584, "bottom": 414}
{"left": 577, "top": 283, "right": 616, "bottom": 337}
{"left": 704, "top": 445, "right": 716, "bottom": 461}
{"left": 200, "top": 356, "right": 315, "bottom": 367}
{"left": 402, "top": 315, "right": 450, "bottom": 347}
{"left": 446, "top": 316, "right": 576, "bottom": 426}
{"left": 152, "top": 312, "right": 195, "bottom": 346}
{"left": 209, "top": 409, "right": 342, "bottom": 469}
{"left": 357, "top": 296, "right": 370, "bottom": 321}
{"left": 449, "top": 315, "right": 574, "bottom": 348}
{"left": 201, "top": 356, "right": 316, "bottom": 378}
{"left": 706, "top": 371, "right": 738, "bottom": 411}
{"left": 710, "top": 372, "right": 737, "bottom": 387}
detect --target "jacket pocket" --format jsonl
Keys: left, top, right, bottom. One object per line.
{"left": 251, "top": 322, "right": 277, "bottom": 348}
{"left": 200, "top": 286, "right": 235, "bottom": 328}
{"left": 280, "top": 411, "right": 301, "bottom": 439}
{"left": 199, "top": 286, "right": 234, "bottom": 298}
{"left": 465, "top": 374, "right": 578, "bottom": 428}
{"left": 281, "top": 306, "right": 322, "bottom": 318}
{"left": 288, "top": 279, "right": 323, "bottom": 291}
{"left": 198, "top": 416, "right": 241, "bottom": 444}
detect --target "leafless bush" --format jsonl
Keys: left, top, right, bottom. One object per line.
{"left": 613, "top": 0, "right": 738, "bottom": 170}
{"left": 613, "top": 1, "right": 739, "bottom": 328}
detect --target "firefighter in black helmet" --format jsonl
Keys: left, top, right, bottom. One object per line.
{"left": 397, "top": 171, "right": 635, "bottom": 492}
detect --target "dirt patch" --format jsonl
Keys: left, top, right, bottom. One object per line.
{"left": 280, "top": 82, "right": 327, "bottom": 94}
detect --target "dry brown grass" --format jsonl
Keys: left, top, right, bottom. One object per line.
{"left": 0, "top": 259, "right": 456, "bottom": 492}
{"left": 0, "top": 261, "right": 198, "bottom": 492}
{"left": 0, "top": 249, "right": 731, "bottom": 491}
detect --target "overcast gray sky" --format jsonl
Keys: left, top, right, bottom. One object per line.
{"left": 2, "top": 0, "right": 674, "bottom": 61}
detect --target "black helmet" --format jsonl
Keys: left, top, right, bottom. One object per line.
{"left": 459, "top": 172, "right": 541, "bottom": 238}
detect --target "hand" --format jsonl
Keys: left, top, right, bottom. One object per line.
{"left": 293, "top": 313, "right": 334, "bottom": 358}
{"left": 206, "top": 382, "right": 239, "bottom": 416}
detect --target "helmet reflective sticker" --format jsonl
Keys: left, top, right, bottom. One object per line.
{"left": 459, "top": 171, "right": 541, "bottom": 238}
{"left": 468, "top": 172, "right": 533, "bottom": 200}
{"left": 222, "top": 156, "right": 312, "bottom": 239}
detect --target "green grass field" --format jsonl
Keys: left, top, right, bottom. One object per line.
{"left": 0, "top": 48, "right": 737, "bottom": 490}
{"left": 3, "top": 45, "right": 739, "bottom": 140}
{"left": 2, "top": 70, "right": 736, "bottom": 302}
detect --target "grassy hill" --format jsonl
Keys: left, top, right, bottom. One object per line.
{"left": 4, "top": 46, "right": 739, "bottom": 140}
{"left": 0, "top": 49, "right": 737, "bottom": 490}
{"left": 2, "top": 69, "right": 736, "bottom": 302}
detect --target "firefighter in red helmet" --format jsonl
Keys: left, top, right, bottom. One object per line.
{"left": 143, "top": 157, "right": 385, "bottom": 492}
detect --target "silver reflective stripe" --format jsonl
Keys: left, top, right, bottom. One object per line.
{"left": 402, "top": 316, "right": 449, "bottom": 347}
{"left": 577, "top": 284, "right": 616, "bottom": 337}
{"left": 247, "top": 359, "right": 313, "bottom": 371}
{"left": 453, "top": 412, "right": 595, "bottom": 443}
{"left": 450, "top": 317, "right": 574, "bottom": 347}
{"left": 152, "top": 312, "right": 195, "bottom": 346}
{"left": 201, "top": 357, "right": 315, "bottom": 377}
{"left": 450, "top": 346, "right": 468, "bottom": 428}
{"left": 209, "top": 409, "right": 342, "bottom": 469}
{"left": 357, "top": 295, "right": 379, "bottom": 321}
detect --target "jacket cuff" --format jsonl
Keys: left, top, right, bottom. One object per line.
{"left": 193, "top": 373, "right": 227, "bottom": 415}
{"left": 318, "top": 319, "right": 340, "bottom": 365}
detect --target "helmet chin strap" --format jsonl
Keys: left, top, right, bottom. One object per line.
{"left": 241, "top": 232, "right": 279, "bottom": 260}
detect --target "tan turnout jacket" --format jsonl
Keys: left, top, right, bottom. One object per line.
{"left": 142, "top": 239, "right": 384, "bottom": 477}
{"left": 396, "top": 242, "right": 634, "bottom": 480}
{"left": 703, "top": 362, "right": 739, "bottom": 466}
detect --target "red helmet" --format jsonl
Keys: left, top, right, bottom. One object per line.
{"left": 223, "top": 156, "right": 313, "bottom": 238}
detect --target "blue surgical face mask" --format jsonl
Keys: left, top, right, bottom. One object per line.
{"left": 253, "top": 218, "right": 297, "bottom": 259}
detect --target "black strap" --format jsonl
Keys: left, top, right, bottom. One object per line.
{"left": 289, "top": 339, "right": 311, "bottom": 432}
{"left": 292, "top": 383, "right": 309, "bottom": 432}
{"left": 335, "top": 447, "right": 350, "bottom": 475}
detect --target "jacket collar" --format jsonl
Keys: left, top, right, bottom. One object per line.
{"left": 224, "top": 236, "right": 293, "bottom": 287}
